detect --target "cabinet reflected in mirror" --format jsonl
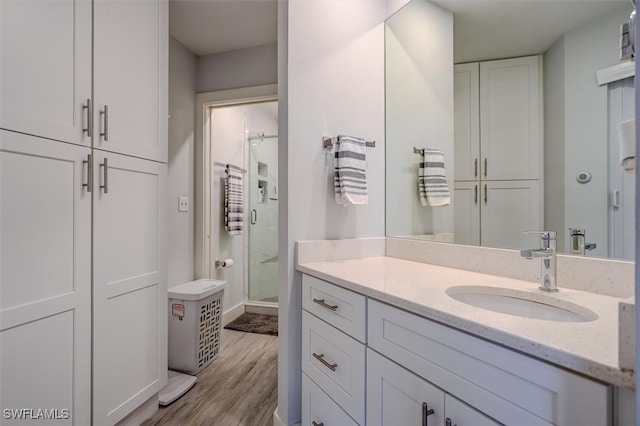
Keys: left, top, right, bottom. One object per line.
{"left": 385, "top": 0, "right": 635, "bottom": 260}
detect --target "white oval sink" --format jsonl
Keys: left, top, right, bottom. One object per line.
{"left": 446, "top": 286, "right": 598, "bottom": 322}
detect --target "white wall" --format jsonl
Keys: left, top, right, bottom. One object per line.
{"left": 168, "top": 36, "right": 197, "bottom": 288}
{"left": 544, "top": 4, "right": 631, "bottom": 256}
{"left": 278, "top": 0, "right": 387, "bottom": 423}
{"left": 385, "top": 0, "right": 454, "bottom": 237}
{"left": 197, "top": 43, "right": 277, "bottom": 93}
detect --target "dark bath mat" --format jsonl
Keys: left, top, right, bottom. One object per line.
{"left": 224, "top": 312, "right": 278, "bottom": 336}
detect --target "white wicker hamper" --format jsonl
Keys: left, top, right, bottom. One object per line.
{"left": 168, "top": 279, "right": 226, "bottom": 374}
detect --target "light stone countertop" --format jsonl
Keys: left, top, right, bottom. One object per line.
{"left": 297, "top": 256, "right": 634, "bottom": 389}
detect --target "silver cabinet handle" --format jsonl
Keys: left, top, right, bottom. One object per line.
{"left": 100, "top": 158, "right": 108, "bottom": 194}
{"left": 312, "top": 353, "right": 337, "bottom": 372}
{"left": 82, "top": 98, "right": 93, "bottom": 137}
{"left": 251, "top": 209, "right": 257, "bottom": 225}
{"left": 474, "top": 184, "right": 478, "bottom": 204}
{"left": 474, "top": 158, "right": 478, "bottom": 177}
{"left": 421, "top": 402, "right": 435, "bottom": 426}
{"left": 613, "top": 189, "right": 620, "bottom": 209}
{"left": 312, "top": 422, "right": 324, "bottom": 426}
{"left": 445, "top": 418, "right": 453, "bottom": 426}
{"left": 312, "top": 298, "right": 337, "bottom": 311}
{"left": 100, "top": 105, "right": 109, "bottom": 141}
{"left": 82, "top": 154, "right": 93, "bottom": 192}
{"left": 484, "top": 184, "right": 487, "bottom": 204}
{"left": 484, "top": 158, "right": 487, "bottom": 177}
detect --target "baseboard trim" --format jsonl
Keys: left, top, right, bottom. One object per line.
{"left": 246, "top": 301, "right": 278, "bottom": 316}
{"left": 222, "top": 302, "right": 245, "bottom": 326}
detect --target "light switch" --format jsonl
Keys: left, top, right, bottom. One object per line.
{"left": 178, "top": 196, "right": 189, "bottom": 212}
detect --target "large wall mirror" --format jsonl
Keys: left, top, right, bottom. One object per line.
{"left": 385, "top": 0, "right": 635, "bottom": 261}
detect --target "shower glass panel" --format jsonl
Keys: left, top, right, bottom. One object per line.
{"left": 248, "top": 130, "right": 278, "bottom": 303}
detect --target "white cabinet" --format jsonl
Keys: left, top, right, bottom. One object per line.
{"left": 0, "top": 0, "right": 92, "bottom": 146}
{"left": 302, "top": 274, "right": 614, "bottom": 426}
{"left": 0, "top": 130, "right": 92, "bottom": 424}
{"left": 92, "top": 151, "right": 167, "bottom": 425}
{"left": 0, "top": 1, "right": 167, "bottom": 424}
{"left": 0, "top": 0, "right": 168, "bottom": 163}
{"left": 454, "top": 180, "right": 540, "bottom": 249}
{"left": 480, "top": 56, "right": 542, "bottom": 181}
{"left": 481, "top": 180, "right": 542, "bottom": 249}
{"left": 454, "top": 56, "right": 543, "bottom": 248}
{"left": 93, "top": 0, "right": 168, "bottom": 162}
{"left": 368, "top": 299, "right": 611, "bottom": 426}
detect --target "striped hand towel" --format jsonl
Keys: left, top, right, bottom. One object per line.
{"left": 334, "top": 136, "right": 368, "bottom": 205}
{"left": 419, "top": 148, "right": 450, "bottom": 207}
{"left": 224, "top": 164, "right": 244, "bottom": 235}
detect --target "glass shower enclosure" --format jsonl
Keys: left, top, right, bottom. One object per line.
{"left": 248, "top": 131, "right": 278, "bottom": 303}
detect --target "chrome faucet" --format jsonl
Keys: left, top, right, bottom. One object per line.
{"left": 520, "top": 231, "right": 558, "bottom": 292}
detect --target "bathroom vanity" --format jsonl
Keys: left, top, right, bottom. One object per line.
{"left": 297, "top": 238, "right": 635, "bottom": 426}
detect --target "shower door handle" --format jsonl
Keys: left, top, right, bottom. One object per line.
{"left": 251, "top": 209, "right": 257, "bottom": 224}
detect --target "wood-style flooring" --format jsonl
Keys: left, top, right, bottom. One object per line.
{"left": 143, "top": 329, "right": 278, "bottom": 426}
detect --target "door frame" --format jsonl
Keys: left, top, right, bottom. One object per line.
{"left": 194, "top": 84, "right": 278, "bottom": 282}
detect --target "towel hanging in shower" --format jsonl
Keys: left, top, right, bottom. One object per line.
{"left": 419, "top": 148, "right": 450, "bottom": 207}
{"left": 334, "top": 136, "right": 368, "bottom": 205}
{"left": 225, "top": 164, "right": 244, "bottom": 235}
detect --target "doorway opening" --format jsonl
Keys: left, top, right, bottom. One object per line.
{"left": 198, "top": 89, "right": 278, "bottom": 320}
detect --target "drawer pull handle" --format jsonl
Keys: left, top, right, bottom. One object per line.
{"left": 422, "top": 402, "right": 435, "bottom": 426}
{"left": 312, "top": 298, "right": 338, "bottom": 311}
{"left": 312, "top": 422, "right": 324, "bottom": 426}
{"left": 445, "top": 418, "right": 455, "bottom": 426}
{"left": 312, "top": 352, "right": 337, "bottom": 372}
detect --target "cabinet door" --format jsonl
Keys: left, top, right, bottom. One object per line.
{"left": 0, "top": 131, "right": 91, "bottom": 424}
{"left": 453, "top": 181, "right": 480, "bottom": 245}
{"left": 93, "top": 0, "right": 168, "bottom": 162}
{"left": 480, "top": 56, "right": 541, "bottom": 180}
{"left": 367, "top": 349, "right": 445, "bottom": 426}
{"left": 92, "top": 151, "right": 167, "bottom": 425}
{"left": 480, "top": 180, "right": 541, "bottom": 250}
{"left": 445, "top": 394, "right": 502, "bottom": 426}
{"left": 0, "top": 0, "right": 91, "bottom": 146}
{"left": 454, "top": 63, "right": 480, "bottom": 181}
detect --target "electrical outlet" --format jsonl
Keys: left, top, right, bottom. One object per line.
{"left": 178, "top": 196, "right": 189, "bottom": 212}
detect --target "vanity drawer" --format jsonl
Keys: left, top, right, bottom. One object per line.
{"left": 368, "top": 300, "right": 609, "bottom": 426}
{"left": 302, "top": 310, "right": 366, "bottom": 424}
{"left": 302, "top": 373, "right": 359, "bottom": 426}
{"left": 302, "top": 274, "right": 366, "bottom": 343}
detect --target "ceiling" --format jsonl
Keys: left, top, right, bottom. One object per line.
{"left": 169, "top": 0, "right": 277, "bottom": 57}
{"left": 170, "top": 0, "right": 631, "bottom": 61}
{"left": 432, "top": 0, "right": 632, "bottom": 63}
